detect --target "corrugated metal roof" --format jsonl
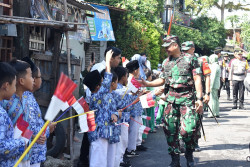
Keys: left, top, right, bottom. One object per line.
{"left": 85, "top": 2, "right": 127, "bottom": 12}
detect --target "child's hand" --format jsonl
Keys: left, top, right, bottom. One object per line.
{"left": 49, "top": 122, "right": 57, "bottom": 133}
{"left": 111, "top": 114, "right": 118, "bottom": 123}
{"left": 118, "top": 109, "right": 122, "bottom": 118}
{"left": 154, "top": 87, "right": 164, "bottom": 96}
{"left": 37, "top": 135, "right": 46, "bottom": 145}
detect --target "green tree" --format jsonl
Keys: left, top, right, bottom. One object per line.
{"left": 240, "top": 14, "right": 250, "bottom": 51}
{"left": 226, "top": 15, "right": 240, "bottom": 44}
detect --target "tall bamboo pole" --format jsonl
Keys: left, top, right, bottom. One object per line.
{"left": 63, "top": 0, "right": 74, "bottom": 162}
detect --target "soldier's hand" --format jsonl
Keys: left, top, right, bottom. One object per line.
{"left": 203, "top": 94, "right": 210, "bottom": 104}
{"left": 154, "top": 87, "right": 164, "bottom": 96}
{"left": 195, "top": 100, "right": 203, "bottom": 114}
{"left": 137, "top": 78, "right": 148, "bottom": 87}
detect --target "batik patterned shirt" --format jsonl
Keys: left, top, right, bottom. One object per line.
{"left": 23, "top": 91, "right": 50, "bottom": 165}
{"left": 1, "top": 93, "right": 32, "bottom": 161}
{"left": 88, "top": 72, "right": 118, "bottom": 142}
{"left": 0, "top": 105, "right": 25, "bottom": 166}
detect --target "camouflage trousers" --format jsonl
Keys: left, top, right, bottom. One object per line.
{"left": 162, "top": 101, "right": 200, "bottom": 154}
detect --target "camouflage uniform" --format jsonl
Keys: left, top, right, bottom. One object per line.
{"left": 160, "top": 51, "right": 202, "bottom": 154}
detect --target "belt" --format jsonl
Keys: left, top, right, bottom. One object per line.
{"left": 233, "top": 73, "right": 245, "bottom": 76}
{"left": 169, "top": 87, "right": 193, "bottom": 93}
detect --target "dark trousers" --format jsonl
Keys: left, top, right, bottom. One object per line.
{"left": 224, "top": 78, "right": 230, "bottom": 96}
{"left": 78, "top": 132, "right": 90, "bottom": 166}
{"left": 218, "top": 78, "right": 223, "bottom": 98}
{"left": 232, "top": 80, "right": 245, "bottom": 105}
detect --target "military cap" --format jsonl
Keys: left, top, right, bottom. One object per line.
{"left": 181, "top": 41, "right": 195, "bottom": 51}
{"left": 126, "top": 60, "right": 139, "bottom": 73}
{"left": 223, "top": 54, "right": 229, "bottom": 57}
{"left": 234, "top": 50, "right": 243, "bottom": 55}
{"left": 83, "top": 70, "right": 102, "bottom": 90}
{"left": 162, "top": 35, "right": 179, "bottom": 47}
{"left": 214, "top": 47, "right": 222, "bottom": 53}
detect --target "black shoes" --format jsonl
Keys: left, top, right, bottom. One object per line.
{"left": 194, "top": 145, "right": 201, "bottom": 152}
{"left": 232, "top": 105, "right": 237, "bottom": 109}
{"left": 185, "top": 149, "right": 195, "bottom": 167}
{"left": 168, "top": 153, "right": 181, "bottom": 167}
{"left": 136, "top": 145, "right": 148, "bottom": 151}
{"left": 125, "top": 150, "right": 139, "bottom": 157}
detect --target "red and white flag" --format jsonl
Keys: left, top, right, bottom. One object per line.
{"left": 13, "top": 114, "right": 33, "bottom": 144}
{"left": 139, "top": 125, "right": 151, "bottom": 135}
{"left": 122, "top": 57, "right": 129, "bottom": 67}
{"left": 45, "top": 73, "right": 77, "bottom": 121}
{"left": 141, "top": 115, "right": 151, "bottom": 120}
{"left": 21, "top": 129, "right": 33, "bottom": 144}
{"left": 72, "top": 97, "right": 96, "bottom": 133}
{"left": 127, "top": 77, "right": 142, "bottom": 93}
{"left": 139, "top": 92, "right": 155, "bottom": 108}
{"left": 13, "top": 114, "right": 29, "bottom": 139}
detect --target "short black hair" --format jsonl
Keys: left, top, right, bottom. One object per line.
{"left": 140, "top": 53, "right": 146, "bottom": 57}
{"left": 111, "top": 71, "right": 118, "bottom": 83}
{"left": 144, "top": 69, "right": 152, "bottom": 79}
{"left": 114, "top": 66, "right": 128, "bottom": 81}
{"left": 22, "top": 57, "right": 39, "bottom": 78}
{"left": 83, "top": 70, "right": 102, "bottom": 92}
{"left": 104, "top": 46, "right": 122, "bottom": 58}
{"left": 0, "top": 62, "right": 17, "bottom": 87}
{"left": 9, "top": 59, "right": 31, "bottom": 79}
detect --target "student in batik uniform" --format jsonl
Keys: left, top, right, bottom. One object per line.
{"left": 2, "top": 59, "right": 34, "bottom": 167}
{"left": 83, "top": 50, "right": 119, "bottom": 167}
{"left": 22, "top": 57, "right": 56, "bottom": 167}
{"left": 0, "top": 62, "right": 26, "bottom": 166}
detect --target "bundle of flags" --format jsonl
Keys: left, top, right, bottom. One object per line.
{"left": 139, "top": 92, "right": 155, "bottom": 108}
{"left": 127, "top": 76, "right": 142, "bottom": 93}
{"left": 72, "top": 97, "right": 96, "bottom": 133}
{"left": 13, "top": 114, "right": 33, "bottom": 144}
{"left": 139, "top": 125, "right": 151, "bottom": 135}
{"left": 45, "top": 73, "right": 77, "bottom": 121}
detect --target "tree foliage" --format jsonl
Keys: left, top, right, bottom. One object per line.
{"left": 240, "top": 14, "right": 250, "bottom": 51}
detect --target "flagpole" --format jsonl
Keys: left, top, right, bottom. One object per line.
{"left": 167, "top": 0, "right": 176, "bottom": 36}
{"left": 55, "top": 110, "right": 96, "bottom": 124}
{"left": 14, "top": 120, "right": 50, "bottom": 167}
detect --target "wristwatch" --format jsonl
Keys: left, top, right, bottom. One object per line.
{"left": 206, "top": 92, "right": 210, "bottom": 96}
{"left": 197, "top": 97, "right": 203, "bottom": 101}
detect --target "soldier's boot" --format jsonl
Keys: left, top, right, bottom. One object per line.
{"left": 185, "top": 149, "right": 195, "bottom": 167}
{"left": 168, "top": 153, "right": 181, "bottom": 167}
{"left": 232, "top": 103, "right": 237, "bottom": 109}
{"left": 239, "top": 103, "right": 245, "bottom": 110}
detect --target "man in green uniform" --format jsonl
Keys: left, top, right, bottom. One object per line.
{"left": 140, "top": 36, "right": 203, "bottom": 167}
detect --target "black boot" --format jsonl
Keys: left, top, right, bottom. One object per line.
{"left": 227, "top": 95, "right": 231, "bottom": 101}
{"left": 239, "top": 103, "right": 245, "bottom": 110}
{"left": 232, "top": 103, "right": 237, "bottom": 109}
{"left": 168, "top": 153, "right": 181, "bottom": 167}
{"left": 185, "top": 149, "right": 195, "bottom": 167}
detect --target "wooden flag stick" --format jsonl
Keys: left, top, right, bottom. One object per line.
{"left": 55, "top": 110, "right": 96, "bottom": 124}
{"left": 14, "top": 120, "right": 50, "bottom": 167}
{"left": 121, "top": 87, "right": 128, "bottom": 99}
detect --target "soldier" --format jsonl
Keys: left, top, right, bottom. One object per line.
{"left": 140, "top": 36, "right": 203, "bottom": 167}
{"left": 229, "top": 50, "right": 249, "bottom": 109}
{"left": 181, "top": 41, "right": 211, "bottom": 152}
{"left": 221, "top": 54, "right": 231, "bottom": 100}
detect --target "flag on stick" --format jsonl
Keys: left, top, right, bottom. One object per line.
{"left": 139, "top": 125, "right": 151, "bottom": 135}
{"left": 21, "top": 129, "right": 33, "bottom": 144}
{"left": 13, "top": 114, "right": 29, "bottom": 139}
{"left": 141, "top": 115, "right": 151, "bottom": 120}
{"left": 127, "top": 77, "right": 141, "bottom": 93}
{"left": 139, "top": 92, "right": 155, "bottom": 108}
{"left": 122, "top": 57, "right": 129, "bottom": 67}
{"left": 45, "top": 73, "right": 77, "bottom": 121}
{"left": 72, "top": 97, "right": 96, "bottom": 132}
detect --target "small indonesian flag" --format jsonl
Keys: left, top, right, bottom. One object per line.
{"left": 13, "top": 114, "right": 29, "bottom": 139}
{"left": 13, "top": 114, "right": 33, "bottom": 144}
{"left": 115, "top": 122, "right": 129, "bottom": 127}
{"left": 21, "top": 129, "right": 33, "bottom": 144}
{"left": 139, "top": 92, "right": 155, "bottom": 108}
{"left": 122, "top": 57, "right": 129, "bottom": 67}
{"left": 139, "top": 125, "right": 151, "bottom": 135}
{"left": 127, "top": 77, "right": 141, "bottom": 93}
{"left": 45, "top": 73, "right": 77, "bottom": 121}
{"left": 141, "top": 115, "right": 151, "bottom": 120}
{"left": 72, "top": 97, "right": 96, "bottom": 133}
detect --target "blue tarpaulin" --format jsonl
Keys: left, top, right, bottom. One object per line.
{"left": 87, "top": 4, "right": 115, "bottom": 41}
